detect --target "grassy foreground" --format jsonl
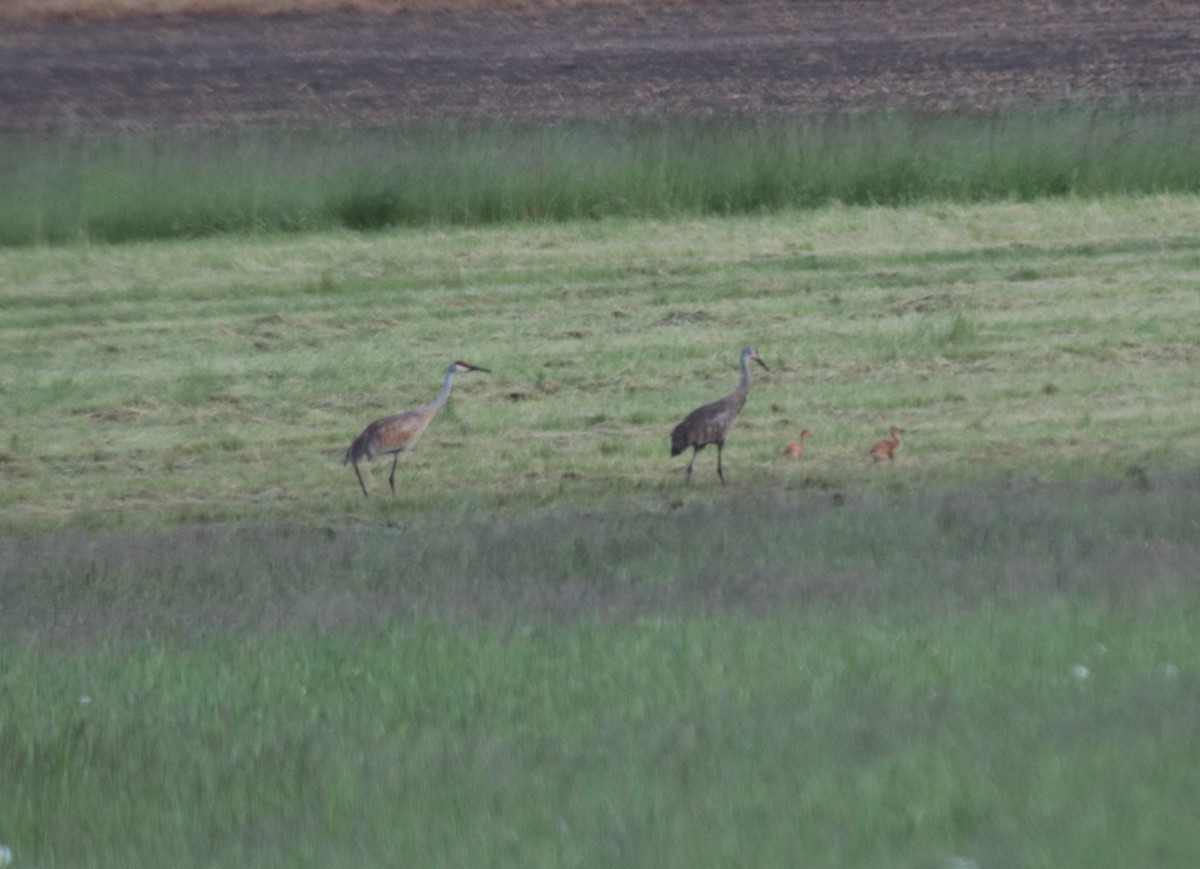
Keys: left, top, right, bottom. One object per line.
{"left": 3, "top": 472, "right": 1200, "bottom": 868}
{"left": 2, "top": 613, "right": 1198, "bottom": 868}
{"left": 3, "top": 196, "right": 1200, "bottom": 866}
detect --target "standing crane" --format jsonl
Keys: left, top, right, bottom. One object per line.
{"left": 670, "top": 346, "right": 768, "bottom": 485}
{"left": 783, "top": 429, "right": 811, "bottom": 459}
{"left": 869, "top": 426, "right": 905, "bottom": 463}
{"left": 344, "top": 360, "right": 490, "bottom": 497}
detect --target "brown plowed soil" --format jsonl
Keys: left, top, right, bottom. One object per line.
{"left": 2, "top": 0, "right": 1199, "bottom": 131}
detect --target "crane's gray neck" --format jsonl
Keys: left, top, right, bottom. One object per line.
{"left": 737, "top": 350, "right": 752, "bottom": 393}
{"left": 432, "top": 367, "right": 458, "bottom": 409}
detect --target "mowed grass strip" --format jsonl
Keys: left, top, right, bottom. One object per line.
{"left": 2, "top": 195, "right": 1200, "bottom": 530}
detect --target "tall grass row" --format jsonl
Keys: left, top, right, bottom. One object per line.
{"left": 5, "top": 102, "right": 1200, "bottom": 246}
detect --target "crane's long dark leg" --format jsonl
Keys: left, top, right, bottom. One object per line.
{"left": 352, "top": 461, "right": 369, "bottom": 498}
{"left": 716, "top": 442, "right": 726, "bottom": 485}
{"left": 388, "top": 453, "right": 399, "bottom": 495}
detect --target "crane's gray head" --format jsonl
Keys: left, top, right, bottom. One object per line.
{"left": 743, "top": 346, "right": 769, "bottom": 371}
{"left": 449, "top": 360, "right": 491, "bottom": 374}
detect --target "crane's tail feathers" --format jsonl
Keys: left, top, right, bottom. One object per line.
{"left": 670, "top": 425, "right": 689, "bottom": 457}
{"left": 344, "top": 431, "right": 374, "bottom": 466}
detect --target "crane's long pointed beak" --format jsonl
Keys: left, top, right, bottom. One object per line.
{"left": 469, "top": 364, "right": 491, "bottom": 373}
{"left": 756, "top": 358, "right": 769, "bottom": 371}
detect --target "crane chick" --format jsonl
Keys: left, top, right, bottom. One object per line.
{"left": 869, "top": 426, "right": 905, "bottom": 464}
{"left": 783, "top": 429, "right": 811, "bottom": 459}
{"left": 670, "top": 346, "right": 768, "bottom": 485}
{"left": 344, "top": 360, "right": 490, "bottom": 497}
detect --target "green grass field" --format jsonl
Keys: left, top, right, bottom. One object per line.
{"left": 3, "top": 193, "right": 1200, "bottom": 528}
{"left": 3, "top": 168, "right": 1200, "bottom": 865}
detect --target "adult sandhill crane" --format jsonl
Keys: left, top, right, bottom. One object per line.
{"left": 344, "top": 360, "right": 490, "bottom": 497}
{"left": 670, "top": 346, "right": 768, "bottom": 485}
{"left": 783, "top": 429, "right": 811, "bottom": 459}
{"left": 870, "top": 426, "right": 906, "bottom": 463}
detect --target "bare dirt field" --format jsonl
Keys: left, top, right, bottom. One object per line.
{"left": 1, "top": 0, "right": 1199, "bottom": 131}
